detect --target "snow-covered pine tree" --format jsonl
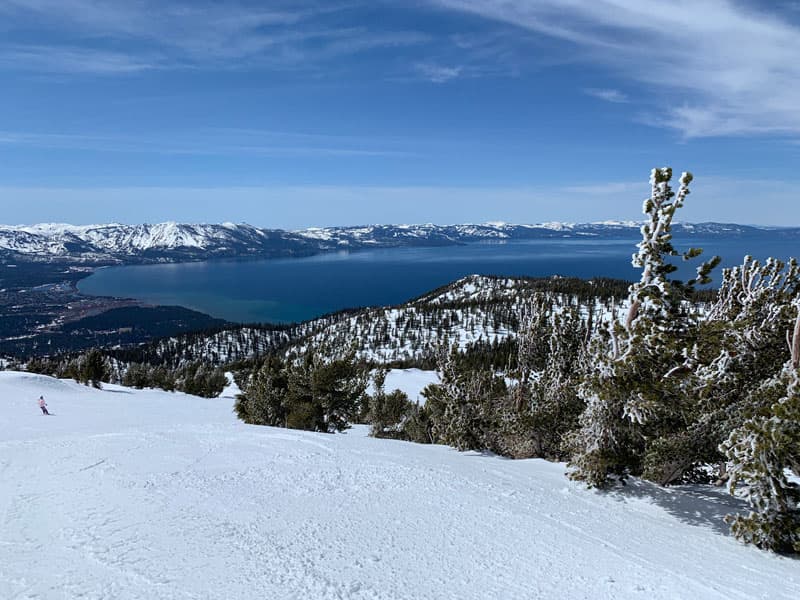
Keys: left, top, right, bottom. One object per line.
{"left": 721, "top": 298, "right": 800, "bottom": 552}
{"left": 508, "top": 302, "right": 587, "bottom": 459}
{"left": 569, "top": 168, "right": 716, "bottom": 487}
{"left": 515, "top": 296, "right": 553, "bottom": 382}
{"left": 424, "top": 344, "right": 506, "bottom": 451}
{"left": 566, "top": 313, "right": 640, "bottom": 487}
{"left": 673, "top": 256, "right": 800, "bottom": 488}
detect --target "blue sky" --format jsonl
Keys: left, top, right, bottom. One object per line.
{"left": 1, "top": 0, "right": 799, "bottom": 227}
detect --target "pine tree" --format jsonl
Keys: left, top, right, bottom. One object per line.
{"left": 80, "top": 349, "right": 110, "bottom": 389}
{"left": 665, "top": 256, "right": 800, "bottom": 487}
{"left": 515, "top": 296, "right": 553, "bottom": 378}
{"left": 524, "top": 306, "right": 587, "bottom": 459}
{"left": 235, "top": 355, "right": 288, "bottom": 426}
{"left": 367, "top": 368, "right": 417, "bottom": 439}
{"left": 424, "top": 345, "right": 506, "bottom": 451}
{"left": 122, "top": 363, "right": 150, "bottom": 389}
{"left": 721, "top": 299, "right": 800, "bottom": 552}
{"left": 236, "top": 350, "right": 366, "bottom": 433}
{"left": 569, "top": 168, "right": 717, "bottom": 487}
{"left": 306, "top": 350, "right": 368, "bottom": 433}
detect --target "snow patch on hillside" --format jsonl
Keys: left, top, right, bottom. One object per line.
{"left": 220, "top": 371, "right": 242, "bottom": 399}
{"left": 367, "top": 368, "right": 440, "bottom": 404}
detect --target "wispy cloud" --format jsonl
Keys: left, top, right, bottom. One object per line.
{"left": 0, "top": 45, "right": 159, "bottom": 74}
{"left": 0, "top": 1, "right": 430, "bottom": 74}
{"left": 430, "top": 0, "right": 800, "bottom": 137}
{"left": 584, "top": 88, "right": 628, "bottom": 104}
{"left": 0, "top": 128, "right": 417, "bottom": 158}
{"left": 414, "top": 62, "right": 464, "bottom": 83}
{"left": 6, "top": 0, "right": 800, "bottom": 139}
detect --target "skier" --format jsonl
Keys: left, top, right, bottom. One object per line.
{"left": 38, "top": 396, "right": 50, "bottom": 416}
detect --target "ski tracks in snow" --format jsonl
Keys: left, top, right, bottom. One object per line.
{"left": 1, "top": 372, "right": 798, "bottom": 599}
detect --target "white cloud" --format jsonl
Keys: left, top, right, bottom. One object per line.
{"left": 415, "top": 62, "right": 464, "bottom": 83}
{"left": 430, "top": 0, "right": 800, "bottom": 137}
{"left": 5, "top": 0, "right": 800, "bottom": 139}
{"left": 584, "top": 88, "right": 628, "bottom": 103}
{"left": 0, "top": 1, "right": 429, "bottom": 74}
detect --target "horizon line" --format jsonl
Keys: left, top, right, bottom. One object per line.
{"left": 0, "top": 220, "right": 792, "bottom": 231}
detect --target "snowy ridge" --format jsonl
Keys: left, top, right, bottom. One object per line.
{"left": 0, "top": 370, "right": 796, "bottom": 599}
{"left": 0, "top": 220, "right": 787, "bottom": 264}
{"left": 129, "top": 275, "right": 631, "bottom": 367}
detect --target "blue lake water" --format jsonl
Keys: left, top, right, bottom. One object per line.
{"left": 78, "top": 237, "right": 800, "bottom": 324}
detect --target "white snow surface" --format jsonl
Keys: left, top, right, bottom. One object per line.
{"left": 1, "top": 371, "right": 797, "bottom": 600}
{"left": 368, "top": 369, "right": 440, "bottom": 404}
{"left": 220, "top": 371, "right": 242, "bottom": 400}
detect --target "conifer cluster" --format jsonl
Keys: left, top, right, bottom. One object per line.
{"left": 412, "top": 168, "right": 799, "bottom": 553}
{"left": 234, "top": 349, "right": 368, "bottom": 433}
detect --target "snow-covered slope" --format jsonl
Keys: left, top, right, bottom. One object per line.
{"left": 129, "top": 275, "right": 631, "bottom": 367}
{"left": 368, "top": 368, "right": 440, "bottom": 404}
{"left": 0, "top": 220, "right": 785, "bottom": 264}
{"left": 1, "top": 371, "right": 796, "bottom": 599}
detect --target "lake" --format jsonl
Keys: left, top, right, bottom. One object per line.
{"left": 78, "top": 237, "right": 800, "bottom": 324}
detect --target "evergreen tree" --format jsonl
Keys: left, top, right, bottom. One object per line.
{"left": 152, "top": 366, "right": 176, "bottom": 392}
{"left": 721, "top": 300, "right": 800, "bottom": 552}
{"left": 424, "top": 345, "right": 506, "bottom": 452}
{"left": 523, "top": 306, "right": 587, "bottom": 459}
{"left": 304, "top": 350, "right": 368, "bottom": 433}
{"left": 235, "top": 355, "right": 288, "bottom": 426}
{"left": 515, "top": 296, "right": 553, "bottom": 377}
{"left": 122, "top": 363, "right": 151, "bottom": 389}
{"left": 236, "top": 350, "right": 367, "bottom": 433}
{"left": 569, "top": 168, "right": 717, "bottom": 487}
{"left": 367, "top": 368, "right": 418, "bottom": 439}
{"left": 80, "top": 348, "right": 110, "bottom": 389}
{"left": 175, "top": 362, "right": 227, "bottom": 398}
{"left": 655, "top": 256, "right": 800, "bottom": 487}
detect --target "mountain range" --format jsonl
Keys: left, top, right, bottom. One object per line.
{"left": 0, "top": 221, "right": 792, "bottom": 264}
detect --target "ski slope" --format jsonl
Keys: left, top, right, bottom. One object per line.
{"left": 0, "top": 371, "right": 797, "bottom": 600}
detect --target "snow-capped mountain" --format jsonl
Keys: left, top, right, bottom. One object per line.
{"left": 0, "top": 221, "right": 788, "bottom": 264}
{"left": 0, "top": 222, "right": 316, "bottom": 263}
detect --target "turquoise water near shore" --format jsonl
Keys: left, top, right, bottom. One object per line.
{"left": 78, "top": 237, "right": 799, "bottom": 323}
